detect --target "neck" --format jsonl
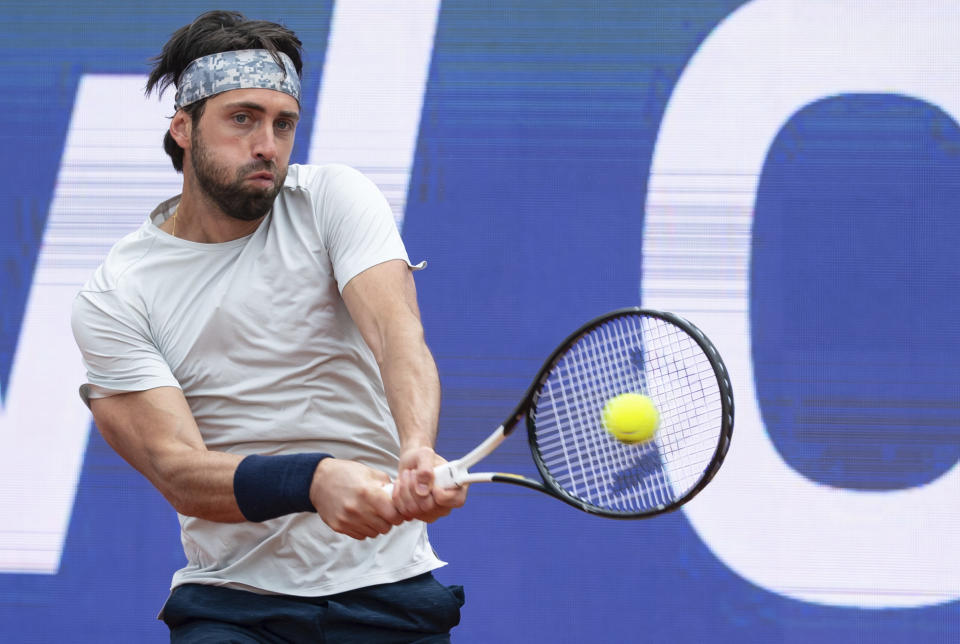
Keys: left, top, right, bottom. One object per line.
{"left": 171, "top": 186, "right": 265, "bottom": 243}
{"left": 176, "top": 190, "right": 263, "bottom": 244}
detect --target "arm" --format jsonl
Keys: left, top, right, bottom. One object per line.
{"left": 90, "top": 386, "right": 244, "bottom": 521}
{"left": 341, "top": 259, "right": 467, "bottom": 521}
{"left": 89, "top": 386, "right": 403, "bottom": 538}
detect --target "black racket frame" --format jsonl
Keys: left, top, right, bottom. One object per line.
{"left": 494, "top": 307, "right": 734, "bottom": 519}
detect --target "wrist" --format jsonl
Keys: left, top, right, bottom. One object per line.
{"left": 233, "top": 453, "right": 333, "bottom": 522}
{"left": 400, "top": 440, "right": 434, "bottom": 454}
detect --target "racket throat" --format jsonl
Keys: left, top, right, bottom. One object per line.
{"left": 438, "top": 425, "right": 508, "bottom": 487}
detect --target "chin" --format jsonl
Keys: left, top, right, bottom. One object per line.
{"left": 227, "top": 182, "right": 283, "bottom": 222}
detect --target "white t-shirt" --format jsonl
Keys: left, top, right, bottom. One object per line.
{"left": 71, "top": 163, "right": 443, "bottom": 596}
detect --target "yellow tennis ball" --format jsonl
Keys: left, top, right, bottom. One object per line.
{"left": 602, "top": 393, "right": 660, "bottom": 444}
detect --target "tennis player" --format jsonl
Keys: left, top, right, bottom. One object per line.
{"left": 71, "top": 10, "right": 466, "bottom": 642}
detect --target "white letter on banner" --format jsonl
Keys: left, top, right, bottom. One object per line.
{"left": 0, "top": 75, "right": 181, "bottom": 574}
{"left": 644, "top": 0, "right": 960, "bottom": 608}
{"left": 308, "top": 0, "right": 441, "bottom": 227}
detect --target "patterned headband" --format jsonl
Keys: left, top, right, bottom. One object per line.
{"left": 174, "top": 49, "right": 301, "bottom": 110}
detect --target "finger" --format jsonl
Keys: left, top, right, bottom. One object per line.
{"left": 362, "top": 516, "right": 393, "bottom": 536}
{"left": 396, "top": 468, "right": 436, "bottom": 517}
{"left": 391, "top": 470, "right": 414, "bottom": 519}
{"left": 402, "top": 470, "right": 430, "bottom": 518}
{"left": 412, "top": 454, "right": 434, "bottom": 496}
{"left": 433, "top": 483, "right": 468, "bottom": 509}
{"left": 331, "top": 521, "right": 367, "bottom": 541}
{"left": 413, "top": 504, "right": 453, "bottom": 524}
{"left": 343, "top": 512, "right": 381, "bottom": 539}
{"left": 414, "top": 469, "right": 433, "bottom": 496}
{"left": 371, "top": 485, "right": 405, "bottom": 526}
{"left": 381, "top": 497, "right": 407, "bottom": 526}
{"left": 340, "top": 497, "right": 391, "bottom": 538}
{"left": 413, "top": 483, "right": 438, "bottom": 514}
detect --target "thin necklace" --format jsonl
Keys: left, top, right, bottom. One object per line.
{"left": 171, "top": 205, "right": 179, "bottom": 238}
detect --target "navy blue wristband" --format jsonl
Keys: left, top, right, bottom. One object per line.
{"left": 233, "top": 453, "right": 332, "bottom": 522}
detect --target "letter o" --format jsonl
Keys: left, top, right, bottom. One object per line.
{"left": 643, "top": 0, "right": 960, "bottom": 608}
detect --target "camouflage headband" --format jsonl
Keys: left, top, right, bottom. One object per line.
{"left": 174, "top": 49, "right": 301, "bottom": 110}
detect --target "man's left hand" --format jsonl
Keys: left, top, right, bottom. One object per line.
{"left": 392, "top": 446, "right": 467, "bottom": 522}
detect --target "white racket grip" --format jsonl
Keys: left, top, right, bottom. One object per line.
{"left": 382, "top": 425, "right": 507, "bottom": 495}
{"left": 433, "top": 460, "right": 467, "bottom": 488}
{"left": 382, "top": 460, "right": 466, "bottom": 496}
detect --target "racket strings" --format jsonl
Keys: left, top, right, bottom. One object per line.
{"left": 531, "top": 314, "right": 724, "bottom": 514}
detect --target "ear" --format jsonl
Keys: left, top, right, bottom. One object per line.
{"left": 169, "top": 110, "right": 192, "bottom": 150}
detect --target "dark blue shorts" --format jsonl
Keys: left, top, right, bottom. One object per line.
{"left": 161, "top": 572, "right": 465, "bottom": 643}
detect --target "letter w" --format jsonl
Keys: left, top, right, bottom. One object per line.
{"left": 0, "top": 75, "right": 180, "bottom": 574}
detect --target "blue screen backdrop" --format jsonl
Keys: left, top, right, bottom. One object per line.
{"left": 0, "top": 1, "right": 957, "bottom": 642}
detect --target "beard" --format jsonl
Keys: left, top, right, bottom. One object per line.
{"left": 190, "top": 126, "right": 287, "bottom": 222}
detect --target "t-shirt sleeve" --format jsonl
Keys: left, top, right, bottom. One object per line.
{"left": 312, "top": 164, "right": 424, "bottom": 292}
{"left": 71, "top": 288, "right": 180, "bottom": 406}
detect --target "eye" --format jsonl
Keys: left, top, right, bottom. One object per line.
{"left": 276, "top": 119, "right": 293, "bottom": 131}
{"left": 233, "top": 113, "right": 249, "bottom": 124}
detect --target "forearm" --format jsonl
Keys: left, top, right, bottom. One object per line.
{"left": 127, "top": 438, "right": 330, "bottom": 524}
{"left": 377, "top": 324, "right": 469, "bottom": 523}
{"left": 378, "top": 324, "right": 441, "bottom": 452}
{"left": 339, "top": 260, "right": 466, "bottom": 519}
{"left": 340, "top": 260, "right": 442, "bottom": 454}
{"left": 151, "top": 447, "right": 246, "bottom": 522}
{"left": 93, "top": 388, "right": 245, "bottom": 523}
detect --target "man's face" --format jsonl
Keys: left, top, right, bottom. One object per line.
{"left": 188, "top": 88, "right": 300, "bottom": 221}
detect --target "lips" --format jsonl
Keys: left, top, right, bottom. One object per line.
{"left": 248, "top": 171, "right": 275, "bottom": 182}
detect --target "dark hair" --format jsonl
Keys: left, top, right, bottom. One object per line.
{"left": 145, "top": 11, "right": 304, "bottom": 172}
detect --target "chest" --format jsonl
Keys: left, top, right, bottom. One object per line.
{"left": 147, "top": 214, "right": 346, "bottom": 391}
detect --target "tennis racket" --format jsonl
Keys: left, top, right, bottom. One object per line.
{"left": 389, "top": 308, "right": 734, "bottom": 519}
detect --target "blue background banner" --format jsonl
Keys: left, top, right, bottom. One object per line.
{"left": 1, "top": 1, "right": 958, "bottom": 642}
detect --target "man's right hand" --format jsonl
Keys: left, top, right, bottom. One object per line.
{"left": 309, "top": 459, "right": 405, "bottom": 540}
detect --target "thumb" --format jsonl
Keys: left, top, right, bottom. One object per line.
{"left": 414, "top": 451, "right": 434, "bottom": 495}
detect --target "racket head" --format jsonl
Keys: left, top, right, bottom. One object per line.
{"left": 522, "top": 308, "right": 733, "bottom": 518}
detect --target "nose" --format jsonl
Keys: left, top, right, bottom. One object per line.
{"left": 252, "top": 127, "right": 278, "bottom": 162}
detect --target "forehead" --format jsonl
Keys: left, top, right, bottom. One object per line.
{"left": 205, "top": 88, "right": 300, "bottom": 115}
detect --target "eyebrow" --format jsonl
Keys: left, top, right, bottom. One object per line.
{"left": 223, "top": 100, "right": 300, "bottom": 121}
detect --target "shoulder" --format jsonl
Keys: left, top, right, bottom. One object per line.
{"left": 73, "top": 221, "right": 160, "bottom": 342}
{"left": 278, "top": 164, "right": 393, "bottom": 235}
{"left": 282, "top": 164, "right": 383, "bottom": 202}
{"left": 80, "top": 220, "right": 159, "bottom": 295}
